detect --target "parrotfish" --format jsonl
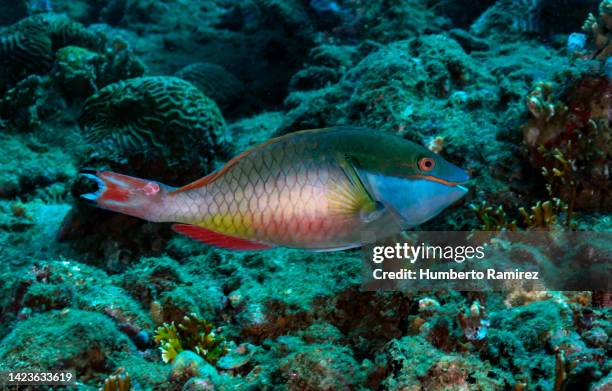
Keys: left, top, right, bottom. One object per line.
{"left": 81, "top": 127, "right": 469, "bottom": 251}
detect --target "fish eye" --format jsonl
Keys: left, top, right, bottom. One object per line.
{"left": 418, "top": 157, "right": 435, "bottom": 172}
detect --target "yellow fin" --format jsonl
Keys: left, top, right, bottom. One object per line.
{"left": 328, "top": 155, "right": 381, "bottom": 220}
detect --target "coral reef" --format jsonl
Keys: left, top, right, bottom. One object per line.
{"left": 0, "top": 13, "right": 144, "bottom": 133}
{"left": 470, "top": 200, "right": 518, "bottom": 231}
{"left": 0, "top": 14, "right": 54, "bottom": 80}
{"left": 382, "top": 335, "right": 508, "bottom": 389}
{"left": 581, "top": 0, "right": 612, "bottom": 60}
{"left": 79, "top": 76, "right": 226, "bottom": 177}
{"left": 470, "top": 0, "right": 544, "bottom": 36}
{"left": 170, "top": 350, "right": 211, "bottom": 383}
{"left": 469, "top": 0, "right": 595, "bottom": 38}
{"left": 0, "top": 1, "right": 610, "bottom": 390}
{"left": 281, "top": 34, "right": 493, "bottom": 136}
{"left": 470, "top": 198, "right": 569, "bottom": 230}
{"left": 457, "top": 301, "right": 490, "bottom": 341}
{"left": 54, "top": 38, "right": 146, "bottom": 100}
{"left": 0, "top": 74, "right": 64, "bottom": 131}
{"left": 0, "top": 133, "right": 76, "bottom": 199}
{"left": 0, "top": 310, "right": 134, "bottom": 372}
{"left": 521, "top": 77, "right": 612, "bottom": 212}
{"left": 279, "top": 343, "right": 364, "bottom": 390}
{"left": 174, "top": 62, "right": 244, "bottom": 114}
{"left": 344, "top": 0, "right": 444, "bottom": 43}
{"left": 0, "top": 13, "right": 102, "bottom": 88}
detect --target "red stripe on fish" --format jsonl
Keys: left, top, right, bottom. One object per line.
{"left": 172, "top": 224, "right": 272, "bottom": 251}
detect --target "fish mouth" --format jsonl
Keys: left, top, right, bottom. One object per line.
{"left": 78, "top": 169, "right": 106, "bottom": 202}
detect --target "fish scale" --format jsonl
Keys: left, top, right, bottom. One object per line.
{"left": 189, "top": 137, "right": 308, "bottom": 242}
{"left": 82, "top": 127, "right": 469, "bottom": 250}
{"left": 180, "top": 137, "right": 346, "bottom": 247}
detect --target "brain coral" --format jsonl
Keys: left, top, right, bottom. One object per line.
{"left": 0, "top": 14, "right": 53, "bottom": 77}
{"left": 79, "top": 76, "right": 226, "bottom": 174}
{"left": 39, "top": 13, "right": 102, "bottom": 51}
{"left": 174, "top": 62, "right": 244, "bottom": 111}
{"left": 0, "top": 13, "right": 103, "bottom": 88}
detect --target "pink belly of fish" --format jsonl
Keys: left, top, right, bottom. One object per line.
{"left": 249, "top": 178, "right": 354, "bottom": 248}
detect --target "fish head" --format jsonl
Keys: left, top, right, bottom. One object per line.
{"left": 358, "top": 141, "right": 469, "bottom": 228}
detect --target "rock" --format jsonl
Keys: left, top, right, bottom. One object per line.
{"left": 383, "top": 336, "right": 510, "bottom": 389}
{"left": 170, "top": 350, "right": 224, "bottom": 388}
{"left": 170, "top": 350, "right": 207, "bottom": 382}
{"left": 299, "top": 323, "right": 344, "bottom": 345}
{"left": 0, "top": 310, "right": 133, "bottom": 373}
{"left": 584, "top": 327, "right": 609, "bottom": 348}
{"left": 21, "top": 282, "right": 74, "bottom": 312}
{"left": 174, "top": 62, "right": 244, "bottom": 113}
{"left": 226, "top": 111, "right": 284, "bottom": 154}
{"left": 0, "top": 134, "right": 76, "bottom": 199}
{"left": 279, "top": 343, "right": 363, "bottom": 390}
{"left": 490, "top": 300, "right": 571, "bottom": 351}
{"left": 567, "top": 32, "right": 587, "bottom": 54}
{"left": 119, "top": 256, "right": 187, "bottom": 305}
{"left": 159, "top": 284, "right": 226, "bottom": 324}
{"left": 182, "top": 377, "right": 217, "bottom": 391}
{"left": 216, "top": 343, "right": 256, "bottom": 370}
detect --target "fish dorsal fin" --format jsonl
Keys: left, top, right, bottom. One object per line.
{"left": 169, "top": 145, "right": 263, "bottom": 194}
{"left": 328, "top": 154, "right": 382, "bottom": 221}
{"left": 172, "top": 224, "right": 272, "bottom": 250}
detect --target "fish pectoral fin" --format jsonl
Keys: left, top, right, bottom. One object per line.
{"left": 328, "top": 154, "right": 383, "bottom": 220}
{"left": 172, "top": 224, "right": 272, "bottom": 251}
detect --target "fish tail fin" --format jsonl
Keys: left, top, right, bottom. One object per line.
{"left": 80, "top": 169, "right": 171, "bottom": 221}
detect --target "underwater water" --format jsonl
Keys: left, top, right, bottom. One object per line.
{"left": 0, "top": 0, "right": 611, "bottom": 389}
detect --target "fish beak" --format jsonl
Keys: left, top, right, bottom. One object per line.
{"left": 362, "top": 172, "right": 470, "bottom": 228}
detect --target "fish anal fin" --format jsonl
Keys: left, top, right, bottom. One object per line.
{"left": 172, "top": 224, "right": 272, "bottom": 251}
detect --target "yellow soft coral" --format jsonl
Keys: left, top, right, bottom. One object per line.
{"left": 471, "top": 199, "right": 568, "bottom": 231}
{"left": 154, "top": 313, "right": 227, "bottom": 365}
{"left": 469, "top": 201, "right": 517, "bottom": 231}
